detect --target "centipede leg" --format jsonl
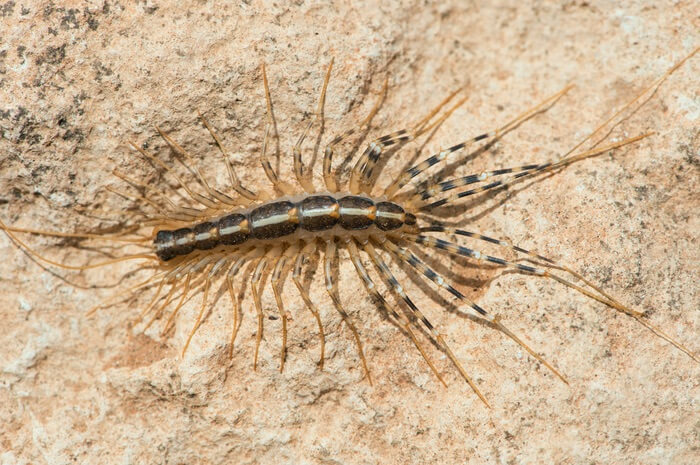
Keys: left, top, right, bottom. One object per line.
{"left": 293, "top": 59, "right": 333, "bottom": 193}
{"left": 363, "top": 240, "right": 490, "bottom": 407}
{"left": 382, "top": 238, "right": 568, "bottom": 384}
{"left": 260, "top": 63, "right": 295, "bottom": 196}
{"left": 292, "top": 242, "right": 327, "bottom": 370}
{"left": 251, "top": 251, "right": 273, "bottom": 370}
{"left": 225, "top": 252, "right": 252, "bottom": 359}
{"left": 324, "top": 239, "right": 373, "bottom": 385}
{"left": 408, "top": 233, "right": 699, "bottom": 362}
{"left": 324, "top": 76, "right": 387, "bottom": 192}
{"left": 271, "top": 245, "right": 300, "bottom": 372}
{"left": 346, "top": 238, "right": 446, "bottom": 387}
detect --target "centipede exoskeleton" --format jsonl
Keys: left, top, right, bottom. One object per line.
{"left": 2, "top": 49, "right": 698, "bottom": 408}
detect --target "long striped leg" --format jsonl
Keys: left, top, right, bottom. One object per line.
{"left": 562, "top": 47, "right": 698, "bottom": 159}
{"left": 415, "top": 226, "right": 699, "bottom": 362}
{"left": 348, "top": 88, "right": 465, "bottom": 195}
{"left": 271, "top": 245, "right": 300, "bottom": 372}
{"left": 419, "top": 133, "right": 653, "bottom": 210}
{"left": 251, "top": 251, "right": 272, "bottom": 370}
{"left": 414, "top": 50, "right": 699, "bottom": 210}
{"left": 345, "top": 239, "right": 446, "bottom": 387}
{"left": 292, "top": 242, "right": 326, "bottom": 370}
{"left": 293, "top": 59, "right": 334, "bottom": 193}
{"left": 260, "top": 63, "right": 295, "bottom": 196}
{"left": 155, "top": 127, "right": 237, "bottom": 206}
{"left": 406, "top": 162, "right": 550, "bottom": 206}
{"left": 128, "top": 142, "right": 220, "bottom": 210}
{"left": 323, "top": 239, "right": 373, "bottom": 385}
{"left": 409, "top": 234, "right": 699, "bottom": 362}
{"left": 323, "top": 76, "right": 388, "bottom": 192}
{"left": 362, "top": 241, "right": 490, "bottom": 407}
{"left": 385, "top": 85, "right": 573, "bottom": 199}
{"left": 198, "top": 112, "right": 260, "bottom": 202}
{"left": 382, "top": 239, "right": 568, "bottom": 383}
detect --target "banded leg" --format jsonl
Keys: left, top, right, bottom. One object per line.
{"left": 324, "top": 239, "right": 373, "bottom": 385}
{"left": 409, "top": 234, "right": 699, "bottom": 362}
{"left": 408, "top": 162, "right": 550, "bottom": 205}
{"left": 416, "top": 226, "right": 700, "bottom": 362}
{"left": 419, "top": 133, "right": 653, "bottom": 210}
{"left": 349, "top": 88, "right": 465, "bottom": 195}
{"left": 382, "top": 239, "right": 568, "bottom": 383}
{"left": 156, "top": 127, "right": 237, "bottom": 206}
{"left": 260, "top": 63, "right": 296, "bottom": 196}
{"left": 345, "top": 239, "right": 446, "bottom": 387}
{"left": 385, "top": 85, "right": 573, "bottom": 199}
{"left": 362, "top": 241, "right": 490, "bottom": 407}
{"left": 294, "top": 59, "right": 334, "bottom": 193}
{"left": 292, "top": 241, "right": 327, "bottom": 370}
{"left": 323, "top": 76, "right": 388, "bottom": 192}
{"left": 271, "top": 245, "right": 301, "bottom": 372}
{"left": 198, "top": 112, "right": 260, "bottom": 202}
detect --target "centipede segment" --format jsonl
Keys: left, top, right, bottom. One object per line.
{"left": 2, "top": 49, "right": 698, "bottom": 406}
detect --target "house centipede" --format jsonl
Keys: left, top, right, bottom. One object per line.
{"left": 2, "top": 50, "right": 698, "bottom": 407}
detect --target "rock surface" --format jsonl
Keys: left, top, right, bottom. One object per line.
{"left": 0, "top": 1, "right": 698, "bottom": 464}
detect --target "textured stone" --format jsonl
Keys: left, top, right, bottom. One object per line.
{"left": 0, "top": 1, "right": 698, "bottom": 464}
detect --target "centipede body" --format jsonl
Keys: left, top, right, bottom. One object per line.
{"left": 2, "top": 51, "right": 698, "bottom": 407}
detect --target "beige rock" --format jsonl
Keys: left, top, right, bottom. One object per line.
{"left": 0, "top": 1, "right": 698, "bottom": 464}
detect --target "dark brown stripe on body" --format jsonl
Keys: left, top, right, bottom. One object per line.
{"left": 154, "top": 195, "right": 412, "bottom": 261}
{"left": 250, "top": 201, "right": 298, "bottom": 240}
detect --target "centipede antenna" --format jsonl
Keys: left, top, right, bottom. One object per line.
{"left": 1, "top": 222, "right": 149, "bottom": 244}
{"left": 1, "top": 218, "right": 158, "bottom": 271}
{"left": 362, "top": 240, "right": 489, "bottom": 406}
{"left": 292, "top": 242, "right": 326, "bottom": 370}
{"left": 198, "top": 111, "right": 259, "bottom": 202}
{"left": 324, "top": 239, "right": 373, "bottom": 385}
{"left": 346, "top": 239, "right": 447, "bottom": 387}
